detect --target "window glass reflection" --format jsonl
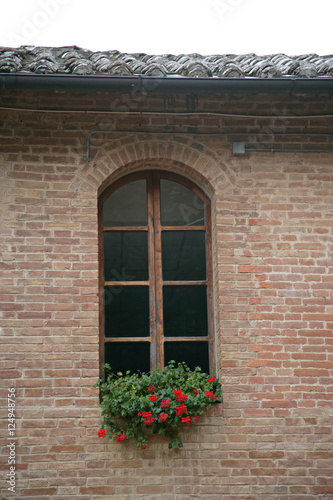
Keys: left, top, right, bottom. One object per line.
{"left": 104, "top": 232, "right": 148, "bottom": 281}
{"left": 164, "top": 341, "right": 209, "bottom": 372}
{"left": 105, "top": 342, "right": 150, "bottom": 374}
{"left": 162, "top": 231, "right": 206, "bottom": 281}
{"left": 103, "top": 179, "right": 148, "bottom": 226}
{"left": 160, "top": 179, "right": 205, "bottom": 226}
{"left": 104, "top": 286, "right": 149, "bottom": 337}
{"left": 163, "top": 286, "right": 208, "bottom": 337}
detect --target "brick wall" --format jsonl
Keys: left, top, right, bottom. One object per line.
{"left": 0, "top": 88, "right": 333, "bottom": 499}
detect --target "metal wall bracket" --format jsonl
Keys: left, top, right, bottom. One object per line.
{"left": 232, "top": 141, "right": 246, "bottom": 155}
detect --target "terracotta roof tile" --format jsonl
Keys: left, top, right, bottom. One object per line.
{"left": 0, "top": 46, "right": 332, "bottom": 78}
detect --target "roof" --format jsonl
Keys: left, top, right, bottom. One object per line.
{"left": 0, "top": 46, "right": 333, "bottom": 78}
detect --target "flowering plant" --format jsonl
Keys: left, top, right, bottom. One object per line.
{"left": 94, "top": 360, "right": 222, "bottom": 449}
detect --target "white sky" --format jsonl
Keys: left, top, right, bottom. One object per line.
{"left": 1, "top": 0, "right": 332, "bottom": 56}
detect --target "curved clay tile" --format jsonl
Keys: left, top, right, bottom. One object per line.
{"left": 90, "top": 53, "right": 114, "bottom": 72}
{"left": 233, "top": 53, "right": 258, "bottom": 64}
{"left": 258, "top": 63, "right": 283, "bottom": 78}
{"left": 107, "top": 61, "right": 134, "bottom": 76}
{"left": 174, "top": 55, "right": 193, "bottom": 65}
{"left": 269, "top": 54, "right": 300, "bottom": 76}
{"left": 0, "top": 51, "right": 22, "bottom": 73}
{"left": 233, "top": 54, "right": 263, "bottom": 75}
{"left": 134, "top": 55, "right": 168, "bottom": 76}
{"left": 113, "top": 54, "right": 145, "bottom": 74}
{"left": 298, "top": 53, "right": 321, "bottom": 64}
{"left": 27, "top": 59, "right": 60, "bottom": 74}
{"left": 145, "top": 55, "right": 170, "bottom": 68}
{"left": 181, "top": 61, "right": 212, "bottom": 77}
{"left": 295, "top": 60, "right": 318, "bottom": 77}
{"left": 131, "top": 61, "right": 147, "bottom": 74}
{"left": 248, "top": 60, "right": 283, "bottom": 78}
{"left": 71, "top": 62, "right": 95, "bottom": 74}
{"left": 315, "top": 57, "right": 333, "bottom": 76}
{"left": 141, "top": 54, "right": 161, "bottom": 63}
{"left": 26, "top": 48, "right": 62, "bottom": 73}
{"left": 24, "top": 48, "right": 61, "bottom": 73}
{"left": 163, "top": 59, "right": 183, "bottom": 74}
{"left": 61, "top": 50, "right": 94, "bottom": 74}
{"left": 114, "top": 55, "right": 144, "bottom": 74}
{"left": 60, "top": 50, "right": 81, "bottom": 63}
{"left": 217, "top": 63, "right": 244, "bottom": 78}
{"left": 206, "top": 56, "right": 235, "bottom": 75}
{"left": 142, "top": 63, "right": 167, "bottom": 77}
{"left": 122, "top": 55, "right": 141, "bottom": 65}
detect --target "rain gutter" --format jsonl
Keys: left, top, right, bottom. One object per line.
{"left": 1, "top": 73, "right": 333, "bottom": 94}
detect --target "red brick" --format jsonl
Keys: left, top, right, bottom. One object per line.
{"left": 247, "top": 359, "right": 268, "bottom": 367}
{"left": 79, "top": 487, "right": 115, "bottom": 494}
{"left": 238, "top": 265, "right": 259, "bottom": 273}
{"left": 21, "top": 488, "right": 57, "bottom": 496}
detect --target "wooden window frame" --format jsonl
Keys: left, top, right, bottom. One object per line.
{"left": 98, "top": 170, "right": 215, "bottom": 374}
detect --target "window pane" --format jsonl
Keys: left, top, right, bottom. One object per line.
{"left": 105, "top": 286, "right": 149, "bottom": 337}
{"left": 103, "top": 179, "right": 148, "bottom": 226}
{"left": 162, "top": 231, "right": 206, "bottom": 281}
{"left": 104, "top": 232, "right": 148, "bottom": 281}
{"left": 164, "top": 341, "right": 209, "bottom": 372}
{"left": 163, "top": 286, "right": 208, "bottom": 336}
{"left": 105, "top": 342, "right": 150, "bottom": 374}
{"left": 160, "top": 179, "right": 205, "bottom": 226}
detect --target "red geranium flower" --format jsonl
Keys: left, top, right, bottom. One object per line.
{"left": 176, "top": 403, "right": 187, "bottom": 416}
{"left": 192, "top": 416, "right": 199, "bottom": 421}
{"left": 116, "top": 432, "right": 126, "bottom": 442}
{"left": 205, "top": 390, "right": 217, "bottom": 400}
{"left": 181, "top": 416, "right": 191, "bottom": 425}
{"left": 142, "top": 411, "right": 154, "bottom": 425}
{"left": 160, "top": 399, "right": 170, "bottom": 408}
{"left": 207, "top": 377, "right": 215, "bottom": 383}
{"left": 159, "top": 413, "right": 167, "bottom": 422}
{"left": 173, "top": 389, "right": 188, "bottom": 401}
{"left": 173, "top": 389, "right": 182, "bottom": 400}
{"left": 98, "top": 429, "right": 106, "bottom": 437}
{"left": 148, "top": 394, "right": 157, "bottom": 402}
{"left": 147, "top": 385, "right": 155, "bottom": 392}
{"left": 140, "top": 444, "right": 148, "bottom": 449}
{"left": 194, "top": 389, "right": 199, "bottom": 395}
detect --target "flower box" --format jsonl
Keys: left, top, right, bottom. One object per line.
{"left": 94, "top": 361, "right": 222, "bottom": 449}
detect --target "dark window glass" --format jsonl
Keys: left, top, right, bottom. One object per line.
{"left": 164, "top": 341, "right": 209, "bottom": 372}
{"left": 105, "top": 342, "right": 150, "bottom": 374}
{"left": 103, "top": 232, "right": 148, "bottom": 282}
{"left": 103, "top": 179, "right": 148, "bottom": 226}
{"left": 163, "top": 286, "right": 208, "bottom": 336}
{"left": 162, "top": 231, "right": 206, "bottom": 281}
{"left": 160, "top": 179, "right": 205, "bottom": 226}
{"left": 104, "top": 286, "right": 149, "bottom": 337}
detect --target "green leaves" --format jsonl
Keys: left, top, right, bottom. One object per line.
{"left": 96, "top": 361, "right": 222, "bottom": 449}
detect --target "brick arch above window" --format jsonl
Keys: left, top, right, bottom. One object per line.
{"left": 70, "top": 137, "right": 234, "bottom": 196}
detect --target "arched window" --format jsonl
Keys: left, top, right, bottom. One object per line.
{"left": 99, "top": 171, "right": 214, "bottom": 374}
